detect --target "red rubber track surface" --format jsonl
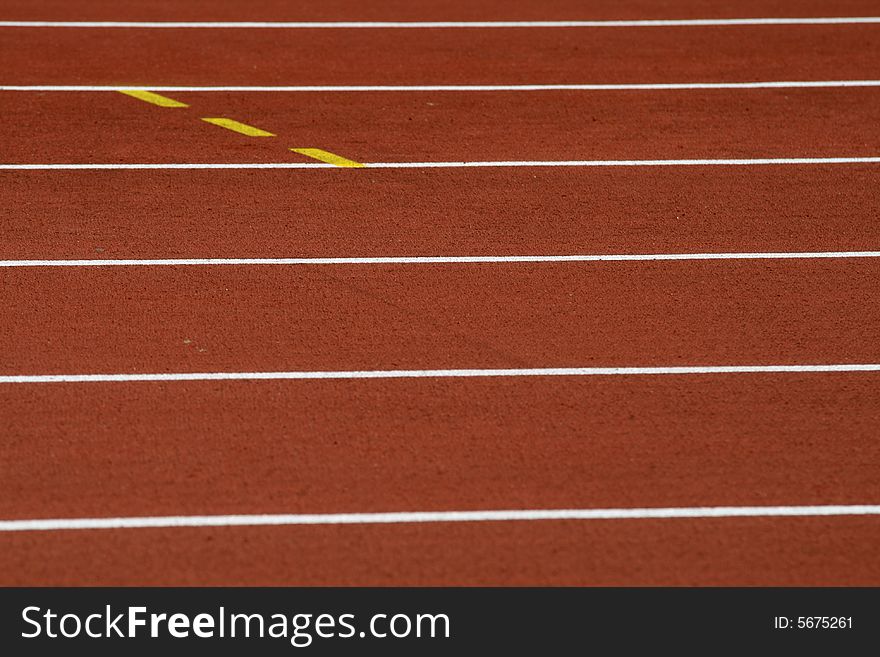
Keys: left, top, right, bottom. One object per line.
{"left": 3, "top": 519, "right": 880, "bottom": 586}
{"left": 2, "top": 262, "right": 879, "bottom": 373}
{"left": 3, "top": 167, "right": 878, "bottom": 259}
{"left": 3, "top": 376, "right": 880, "bottom": 520}
{"left": 3, "top": 26, "right": 879, "bottom": 85}
{"left": 2, "top": 0, "right": 878, "bottom": 22}
{"left": 2, "top": 1, "right": 879, "bottom": 586}
{"left": 4, "top": 89, "right": 880, "bottom": 163}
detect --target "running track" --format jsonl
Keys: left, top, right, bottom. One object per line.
{"left": 1, "top": 0, "right": 879, "bottom": 585}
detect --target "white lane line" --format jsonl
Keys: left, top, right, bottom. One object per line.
{"left": 2, "top": 365, "right": 879, "bottom": 384}
{"left": 366, "top": 158, "right": 880, "bottom": 168}
{"left": 3, "top": 252, "right": 880, "bottom": 268}
{"left": 4, "top": 81, "right": 880, "bottom": 91}
{"left": 0, "top": 163, "right": 336, "bottom": 170}
{"left": 3, "top": 157, "right": 880, "bottom": 170}
{"left": 2, "top": 505, "right": 879, "bottom": 532}
{"left": 1, "top": 18, "right": 879, "bottom": 28}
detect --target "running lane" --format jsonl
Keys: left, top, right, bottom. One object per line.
{"left": 1, "top": 261, "right": 878, "bottom": 374}
{"left": 2, "top": 375, "right": 879, "bottom": 520}
{"left": 3, "top": 167, "right": 879, "bottom": 259}
{"left": 2, "top": 88, "right": 879, "bottom": 163}
{"left": 2, "top": 0, "right": 877, "bottom": 21}
{"left": 1, "top": 25, "right": 879, "bottom": 85}
{"left": 2, "top": 518, "right": 878, "bottom": 585}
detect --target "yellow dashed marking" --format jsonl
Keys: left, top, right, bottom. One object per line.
{"left": 117, "top": 89, "right": 189, "bottom": 107}
{"left": 290, "top": 148, "right": 364, "bottom": 168}
{"left": 201, "top": 118, "right": 275, "bottom": 137}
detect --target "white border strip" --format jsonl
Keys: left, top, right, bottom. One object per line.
{"left": 3, "top": 252, "right": 880, "bottom": 268}
{"left": 1, "top": 18, "right": 879, "bottom": 28}
{"left": 4, "top": 81, "right": 880, "bottom": 91}
{"left": 2, "top": 505, "right": 879, "bottom": 532}
{"left": 2, "top": 365, "right": 879, "bottom": 384}
{"left": 4, "top": 157, "right": 880, "bottom": 170}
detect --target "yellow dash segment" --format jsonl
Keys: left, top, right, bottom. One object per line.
{"left": 201, "top": 118, "right": 275, "bottom": 137}
{"left": 291, "top": 148, "right": 365, "bottom": 168}
{"left": 117, "top": 89, "right": 188, "bottom": 108}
